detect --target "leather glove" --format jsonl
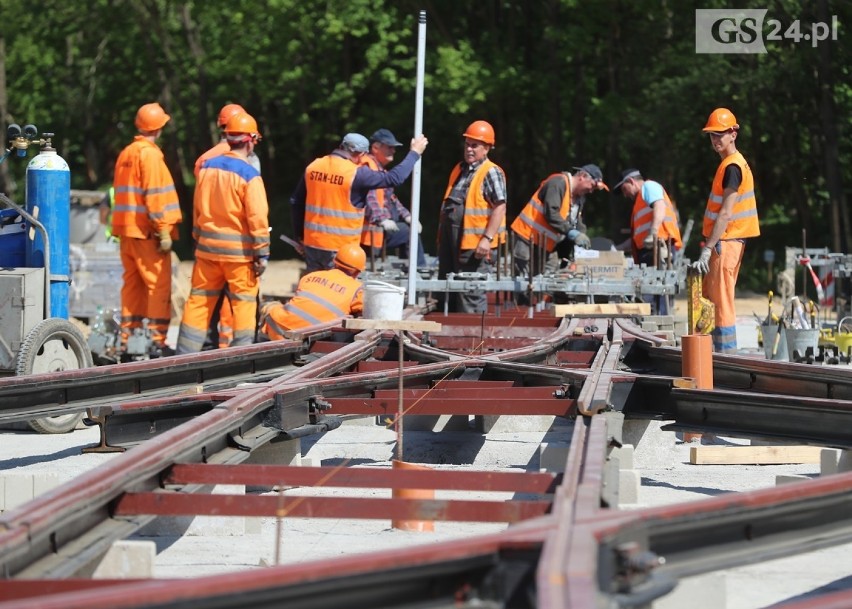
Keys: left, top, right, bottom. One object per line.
{"left": 157, "top": 229, "right": 173, "bottom": 253}
{"left": 692, "top": 246, "right": 712, "bottom": 274}
{"left": 381, "top": 219, "right": 400, "bottom": 233}
{"left": 567, "top": 229, "right": 591, "bottom": 249}
{"left": 253, "top": 257, "right": 268, "bottom": 277}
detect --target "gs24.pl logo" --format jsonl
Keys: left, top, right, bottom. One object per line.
{"left": 696, "top": 9, "right": 839, "bottom": 53}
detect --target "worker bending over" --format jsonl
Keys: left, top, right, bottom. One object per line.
{"left": 260, "top": 243, "right": 365, "bottom": 339}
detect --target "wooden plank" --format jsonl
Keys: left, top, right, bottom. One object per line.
{"left": 344, "top": 318, "right": 442, "bottom": 332}
{"left": 689, "top": 445, "right": 824, "bottom": 465}
{"left": 553, "top": 303, "right": 651, "bottom": 316}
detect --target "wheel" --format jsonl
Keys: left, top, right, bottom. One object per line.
{"left": 15, "top": 318, "right": 93, "bottom": 434}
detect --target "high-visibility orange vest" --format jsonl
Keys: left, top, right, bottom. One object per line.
{"left": 442, "top": 159, "right": 506, "bottom": 250}
{"left": 263, "top": 268, "right": 363, "bottom": 338}
{"left": 630, "top": 183, "right": 683, "bottom": 252}
{"left": 112, "top": 136, "right": 182, "bottom": 239}
{"left": 359, "top": 154, "right": 386, "bottom": 248}
{"left": 703, "top": 151, "right": 759, "bottom": 239}
{"left": 303, "top": 154, "right": 361, "bottom": 251}
{"left": 193, "top": 152, "right": 270, "bottom": 262}
{"left": 510, "top": 173, "right": 571, "bottom": 252}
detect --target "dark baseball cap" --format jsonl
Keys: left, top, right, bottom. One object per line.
{"left": 613, "top": 168, "right": 642, "bottom": 190}
{"left": 370, "top": 128, "right": 403, "bottom": 147}
{"left": 573, "top": 164, "right": 609, "bottom": 191}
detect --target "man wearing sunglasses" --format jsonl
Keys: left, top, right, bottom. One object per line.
{"left": 693, "top": 108, "right": 760, "bottom": 353}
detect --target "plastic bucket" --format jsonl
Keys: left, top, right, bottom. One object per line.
{"left": 363, "top": 280, "right": 406, "bottom": 320}
{"left": 784, "top": 328, "right": 820, "bottom": 362}
{"left": 762, "top": 324, "right": 788, "bottom": 361}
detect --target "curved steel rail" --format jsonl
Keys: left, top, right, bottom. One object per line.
{"left": 1, "top": 313, "right": 852, "bottom": 609}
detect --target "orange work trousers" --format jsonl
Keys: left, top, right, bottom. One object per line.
{"left": 119, "top": 237, "right": 171, "bottom": 347}
{"left": 176, "top": 257, "right": 259, "bottom": 354}
{"left": 702, "top": 239, "right": 745, "bottom": 353}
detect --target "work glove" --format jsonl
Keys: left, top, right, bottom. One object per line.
{"left": 402, "top": 216, "right": 422, "bottom": 234}
{"left": 567, "top": 229, "right": 591, "bottom": 249}
{"left": 157, "top": 229, "right": 173, "bottom": 253}
{"left": 253, "top": 256, "right": 269, "bottom": 277}
{"left": 381, "top": 219, "right": 400, "bottom": 233}
{"left": 658, "top": 240, "right": 668, "bottom": 261}
{"left": 692, "top": 246, "right": 712, "bottom": 274}
{"left": 642, "top": 235, "right": 656, "bottom": 250}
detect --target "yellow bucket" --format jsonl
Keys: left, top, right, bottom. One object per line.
{"left": 836, "top": 317, "right": 852, "bottom": 353}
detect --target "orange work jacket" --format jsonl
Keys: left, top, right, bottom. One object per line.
{"left": 194, "top": 141, "right": 230, "bottom": 180}
{"left": 442, "top": 159, "right": 506, "bottom": 250}
{"left": 703, "top": 151, "right": 759, "bottom": 240}
{"left": 112, "top": 136, "right": 182, "bottom": 239}
{"left": 511, "top": 173, "right": 571, "bottom": 252}
{"left": 303, "top": 154, "right": 361, "bottom": 251}
{"left": 263, "top": 268, "right": 363, "bottom": 338}
{"left": 630, "top": 183, "right": 683, "bottom": 253}
{"left": 359, "top": 154, "right": 386, "bottom": 248}
{"left": 193, "top": 152, "right": 270, "bottom": 262}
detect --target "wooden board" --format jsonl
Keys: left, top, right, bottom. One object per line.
{"left": 689, "top": 445, "right": 824, "bottom": 465}
{"left": 344, "top": 319, "right": 442, "bottom": 332}
{"left": 553, "top": 303, "right": 651, "bottom": 316}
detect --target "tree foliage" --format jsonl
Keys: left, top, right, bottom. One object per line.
{"left": 1, "top": 0, "right": 848, "bottom": 290}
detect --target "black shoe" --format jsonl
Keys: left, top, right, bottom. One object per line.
{"left": 150, "top": 345, "right": 176, "bottom": 358}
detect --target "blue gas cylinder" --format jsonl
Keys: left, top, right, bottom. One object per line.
{"left": 25, "top": 146, "right": 70, "bottom": 319}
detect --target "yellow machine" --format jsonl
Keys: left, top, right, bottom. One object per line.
{"left": 686, "top": 269, "right": 715, "bottom": 335}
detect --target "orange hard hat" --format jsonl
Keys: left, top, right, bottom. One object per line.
{"left": 334, "top": 243, "right": 366, "bottom": 274}
{"left": 702, "top": 108, "right": 739, "bottom": 132}
{"left": 462, "top": 120, "right": 495, "bottom": 146}
{"left": 135, "top": 103, "right": 170, "bottom": 132}
{"left": 218, "top": 103, "right": 245, "bottom": 127}
{"left": 224, "top": 112, "right": 261, "bottom": 142}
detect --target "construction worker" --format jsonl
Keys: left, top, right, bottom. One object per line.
{"left": 260, "top": 243, "right": 365, "bottom": 339}
{"left": 194, "top": 103, "right": 261, "bottom": 178}
{"left": 437, "top": 120, "right": 507, "bottom": 313}
{"left": 613, "top": 168, "right": 683, "bottom": 314}
{"left": 692, "top": 108, "right": 760, "bottom": 353}
{"left": 510, "top": 164, "right": 607, "bottom": 286}
{"left": 112, "top": 102, "right": 182, "bottom": 357}
{"left": 176, "top": 111, "right": 269, "bottom": 354}
{"left": 193, "top": 103, "right": 252, "bottom": 349}
{"left": 290, "top": 132, "right": 428, "bottom": 272}
{"left": 360, "top": 128, "right": 426, "bottom": 267}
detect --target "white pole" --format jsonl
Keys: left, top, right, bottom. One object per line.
{"left": 407, "top": 10, "right": 426, "bottom": 306}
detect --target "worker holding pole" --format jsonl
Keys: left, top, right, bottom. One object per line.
{"left": 692, "top": 108, "right": 760, "bottom": 353}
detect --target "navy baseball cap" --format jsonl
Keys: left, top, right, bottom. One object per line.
{"left": 370, "top": 128, "right": 403, "bottom": 147}
{"left": 573, "top": 164, "right": 609, "bottom": 191}
{"left": 613, "top": 168, "right": 642, "bottom": 190}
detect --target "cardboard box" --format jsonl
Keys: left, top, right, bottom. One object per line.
{"left": 573, "top": 250, "right": 626, "bottom": 279}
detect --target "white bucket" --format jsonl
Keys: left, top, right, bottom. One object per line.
{"left": 363, "top": 280, "right": 406, "bottom": 320}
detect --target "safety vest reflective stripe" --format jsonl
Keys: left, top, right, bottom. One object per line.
{"left": 442, "top": 159, "right": 507, "bottom": 250}
{"left": 304, "top": 155, "right": 360, "bottom": 251}
{"left": 510, "top": 173, "right": 570, "bottom": 252}
{"left": 631, "top": 185, "right": 683, "bottom": 252}
{"left": 703, "top": 151, "right": 759, "bottom": 239}
{"left": 304, "top": 221, "right": 362, "bottom": 236}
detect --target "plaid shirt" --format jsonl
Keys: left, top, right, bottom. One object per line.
{"left": 363, "top": 154, "right": 412, "bottom": 224}
{"left": 444, "top": 158, "right": 507, "bottom": 207}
